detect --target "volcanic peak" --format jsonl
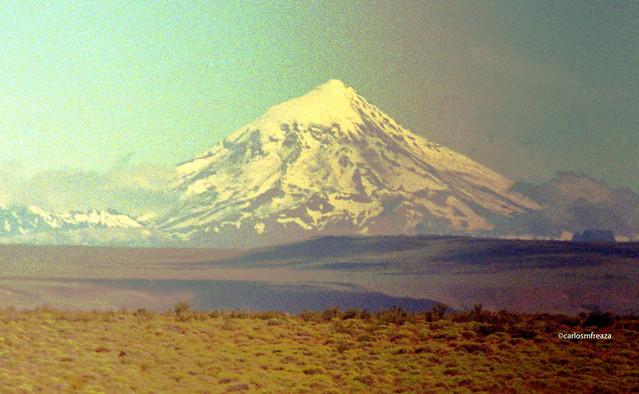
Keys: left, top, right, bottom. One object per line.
{"left": 258, "top": 79, "right": 360, "bottom": 127}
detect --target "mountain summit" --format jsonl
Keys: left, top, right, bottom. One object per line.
{"left": 161, "top": 80, "right": 539, "bottom": 245}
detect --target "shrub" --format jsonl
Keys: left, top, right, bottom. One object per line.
{"left": 476, "top": 324, "right": 504, "bottom": 336}
{"left": 494, "top": 310, "right": 520, "bottom": 325}
{"left": 228, "top": 310, "right": 251, "bottom": 319}
{"left": 560, "top": 316, "right": 580, "bottom": 327}
{"left": 508, "top": 326, "right": 537, "bottom": 339}
{"left": 471, "top": 304, "right": 485, "bottom": 322}
{"left": 174, "top": 302, "right": 193, "bottom": 322}
{"left": 426, "top": 303, "right": 449, "bottom": 322}
{"left": 335, "top": 340, "right": 352, "bottom": 353}
{"left": 583, "top": 311, "right": 614, "bottom": 328}
{"left": 299, "top": 310, "right": 320, "bottom": 322}
{"left": 303, "top": 368, "right": 324, "bottom": 375}
{"left": 357, "top": 333, "right": 374, "bottom": 342}
{"left": 225, "top": 383, "right": 250, "bottom": 392}
{"left": 375, "top": 306, "right": 408, "bottom": 325}
{"left": 266, "top": 318, "right": 285, "bottom": 326}
{"left": 321, "top": 308, "right": 341, "bottom": 322}
{"left": 134, "top": 308, "right": 153, "bottom": 320}
{"left": 257, "top": 311, "right": 288, "bottom": 320}
{"left": 458, "top": 343, "right": 493, "bottom": 355}
{"left": 342, "top": 308, "right": 371, "bottom": 320}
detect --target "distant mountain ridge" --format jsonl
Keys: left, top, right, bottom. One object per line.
{"left": 0, "top": 205, "right": 141, "bottom": 235}
{"left": 0, "top": 205, "right": 154, "bottom": 245}
{"left": 507, "top": 172, "right": 639, "bottom": 241}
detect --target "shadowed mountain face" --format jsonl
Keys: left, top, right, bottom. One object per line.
{"left": 161, "top": 80, "right": 538, "bottom": 246}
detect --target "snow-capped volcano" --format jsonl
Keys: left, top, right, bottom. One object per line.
{"left": 162, "top": 79, "right": 539, "bottom": 244}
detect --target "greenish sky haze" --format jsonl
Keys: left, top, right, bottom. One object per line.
{"left": 1, "top": 1, "right": 638, "bottom": 195}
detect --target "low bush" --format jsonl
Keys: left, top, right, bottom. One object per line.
{"left": 173, "top": 302, "right": 193, "bottom": 322}
{"left": 299, "top": 309, "right": 321, "bottom": 322}
{"left": 425, "top": 303, "right": 449, "bottom": 322}
{"left": 342, "top": 308, "right": 371, "bottom": 321}
{"left": 476, "top": 324, "right": 505, "bottom": 337}
{"left": 508, "top": 326, "right": 537, "bottom": 339}
{"left": 321, "top": 308, "right": 341, "bottom": 322}
{"left": 583, "top": 311, "right": 614, "bottom": 328}
{"left": 375, "top": 306, "right": 408, "bottom": 325}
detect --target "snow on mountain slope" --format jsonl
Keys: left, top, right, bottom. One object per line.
{"left": 0, "top": 205, "right": 143, "bottom": 237}
{"left": 162, "top": 79, "right": 539, "bottom": 245}
{"left": 60, "top": 209, "right": 143, "bottom": 228}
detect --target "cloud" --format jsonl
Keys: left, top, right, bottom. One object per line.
{"left": 0, "top": 163, "right": 180, "bottom": 220}
{"left": 0, "top": 161, "right": 26, "bottom": 207}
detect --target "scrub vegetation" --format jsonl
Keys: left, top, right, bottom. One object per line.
{"left": 0, "top": 304, "right": 637, "bottom": 393}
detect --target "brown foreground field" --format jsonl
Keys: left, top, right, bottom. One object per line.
{"left": 0, "top": 305, "right": 638, "bottom": 393}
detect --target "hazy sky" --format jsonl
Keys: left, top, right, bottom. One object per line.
{"left": 1, "top": 1, "right": 638, "bottom": 191}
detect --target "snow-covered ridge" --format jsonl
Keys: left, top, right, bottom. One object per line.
{"left": 0, "top": 205, "right": 143, "bottom": 237}
{"left": 61, "top": 209, "right": 143, "bottom": 228}
{"left": 163, "top": 79, "right": 540, "bottom": 244}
